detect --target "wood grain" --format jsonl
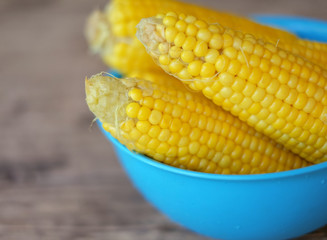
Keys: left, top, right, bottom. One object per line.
{"left": 0, "top": 0, "right": 326, "bottom": 239}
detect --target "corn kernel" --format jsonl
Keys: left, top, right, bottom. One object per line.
{"left": 157, "top": 142, "right": 170, "bottom": 154}
{"left": 189, "top": 141, "right": 200, "bottom": 154}
{"left": 153, "top": 99, "right": 165, "bottom": 112}
{"left": 129, "top": 88, "right": 143, "bottom": 101}
{"left": 170, "top": 118, "right": 182, "bottom": 132}
{"left": 269, "top": 65, "right": 280, "bottom": 78}
{"left": 149, "top": 110, "right": 162, "bottom": 125}
{"left": 249, "top": 55, "right": 261, "bottom": 67}
{"left": 188, "top": 60, "right": 202, "bottom": 76}
{"left": 259, "top": 58, "right": 270, "bottom": 72}
{"left": 169, "top": 59, "right": 184, "bottom": 73}
{"left": 158, "top": 42, "right": 169, "bottom": 54}
{"left": 220, "top": 87, "right": 233, "bottom": 98}
{"left": 158, "top": 129, "right": 171, "bottom": 141}
{"left": 164, "top": 102, "right": 173, "bottom": 114}
{"left": 197, "top": 28, "right": 212, "bottom": 42}
{"left": 179, "top": 123, "right": 191, "bottom": 136}
{"left": 242, "top": 40, "right": 254, "bottom": 53}
{"left": 137, "top": 106, "right": 151, "bottom": 120}
{"left": 182, "top": 36, "right": 197, "bottom": 50}
{"left": 166, "top": 12, "right": 178, "bottom": 18}
{"left": 174, "top": 32, "right": 186, "bottom": 47}
{"left": 215, "top": 55, "right": 230, "bottom": 73}
{"left": 194, "top": 41, "right": 208, "bottom": 57}
{"left": 175, "top": 20, "right": 187, "bottom": 32}
{"left": 253, "top": 44, "right": 264, "bottom": 56}
{"left": 293, "top": 93, "right": 308, "bottom": 109}
{"left": 268, "top": 99, "right": 283, "bottom": 113}
{"left": 223, "top": 47, "right": 238, "bottom": 59}
{"left": 278, "top": 69, "right": 290, "bottom": 84}
{"left": 209, "top": 33, "right": 223, "bottom": 49}
{"left": 227, "top": 59, "right": 241, "bottom": 75}
{"left": 257, "top": 73, "right": 271, "bottom": 88}
{"left": 242, "top": 82, "right": 256, "bottom": 97}
{"left": 275, "top": 85, "right": 289, "bottom": 100}
{"left": 266, "top": 80, "right": 280, "bottom": 95}
{"left": 194, "top": 20, "right": 208, "bottom": 28}
{"left": 205, "top": 49, "right": 219, "bottom": 64}
{"left": 169, "top": 46, "right": 182, "bottom": 59}
{"left": 136, "top": 120, "right": 151, "bottom": 133}
{"left": 126, "top": 102, "right": 140, "bottom": 118}
{"left": 168, "top": 132, "right": 180, "bottom": 145}
{"left": 178, "top": 13, "right": 186, "bottom": 20}
{"left": 208, "top": 24, "right": 220, "bottom": 33}
{"left": 239, "top": 97, "right": 253, "bottom": 109}
{"left": 185, "top": 15, "right": 196, "bottom": 23}
{"left": 167, "top": 146, "right": 178, "bottom": 157}
{"left": 147, "top": 125, "right": 161, "bottom": 138}
{"left": 200, "top": 63, "right": 216, "bottom": 78}
{"left": 271, "top": 53, "right": 282, "bottom": 66}
{"left": 177, "top": 68, "right": 192, "bottom": 80}
{"left": 186, "top": 24, "right": 198, "bottom": 36}
{"left": 159, "top": 54, "right": 170, "bottom": 65}
{"left": 153, "top": 89, "right": 163, "bottom": 99}
{"left": 217, "top": 155, "right": 231, "bottom": 168}
{"left": 165, "top": 26, "right": 178, "bottom": 43}
{"left": 147, "top": 139, "right": 160, "bottom": 150}
{"left": 160, "top": 114, "right": 172, "bottom": 128}
{"left": 163, "top": 15, "right": 177, "bottom": 27}
{"left": 180, "top": 50, "right": 194, "bottom": 63}
{"left": 223, "top": 33, "right": 233, "bottom": 48}
{"left": 251, "top": 88, "right": 266, "bottom": 102}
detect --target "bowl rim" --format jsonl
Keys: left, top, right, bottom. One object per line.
{"left": 98, "top": 120, "right": 327, "bottom": 182}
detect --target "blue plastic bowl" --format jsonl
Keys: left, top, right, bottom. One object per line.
{"left": 98, "top": 16, "right": 327, "bottom": 240}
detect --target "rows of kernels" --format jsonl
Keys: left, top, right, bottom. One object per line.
{"left": 147, "top": 13, "right": 327, "bottom": 163}
{"left": 90, "top": 0, "right": 327, "bottom": 78}
{"left": 107, "top": 75, "right": 310, "bottom": 174}
{"left": 108, "top": 0, "right": 293, "bottom": 46}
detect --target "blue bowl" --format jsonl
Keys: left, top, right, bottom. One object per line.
{"left": 98, "top": 16, "right": 327, "bottom": 240}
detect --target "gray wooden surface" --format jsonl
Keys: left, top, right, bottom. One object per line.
{"left": 1, "top": 0, "right": 327, "bottom": 239}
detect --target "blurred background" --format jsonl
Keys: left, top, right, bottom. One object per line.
{"left": 1, "top": 0, "right": 327, "bottom": 239}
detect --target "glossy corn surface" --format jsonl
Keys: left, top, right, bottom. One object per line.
{"left": 137, "top": 13, "right": 327, "bottom": 164}
{"left": 85, "top": 72, "right": 310, "bottom": 174}
{"left": 86, "top": 0, "right": 327, "bottom": 75}
{"left": 106, "top": 0, "right": 290, "bottom": 40}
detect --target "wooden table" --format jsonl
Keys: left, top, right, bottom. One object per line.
{"left": 0, "top": 0, "right": 326, "bottom": 239}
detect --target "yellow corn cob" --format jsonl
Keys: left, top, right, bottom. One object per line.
{"left": 85, "top": 72, "right": 310, "bottom": 174}
{"left": 137, "top": 12, "right": 327, "bottom": 164}
{"left": 106, "top": 0, "right": 291, "bottom": 40}
{"left": 85, "top": 0, "right": 327, "bottom": 75}
{"left": 85, "top": 10, "right": 161, "bottom": 74}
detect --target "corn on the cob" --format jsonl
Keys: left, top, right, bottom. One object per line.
{"left": 105, "top": 0, "right": 291, "bottom": 40}
{"left": 85, "top": 0, "right": 327, "bottom": 75}
{"left": 137, "top": 13, "right": 327, "bottom": 164}
{"left": 85, "top": 72, "right": 310, "bottom": 174}
{"left": 85, "top": 10, "right": 161, "bottom": 74}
